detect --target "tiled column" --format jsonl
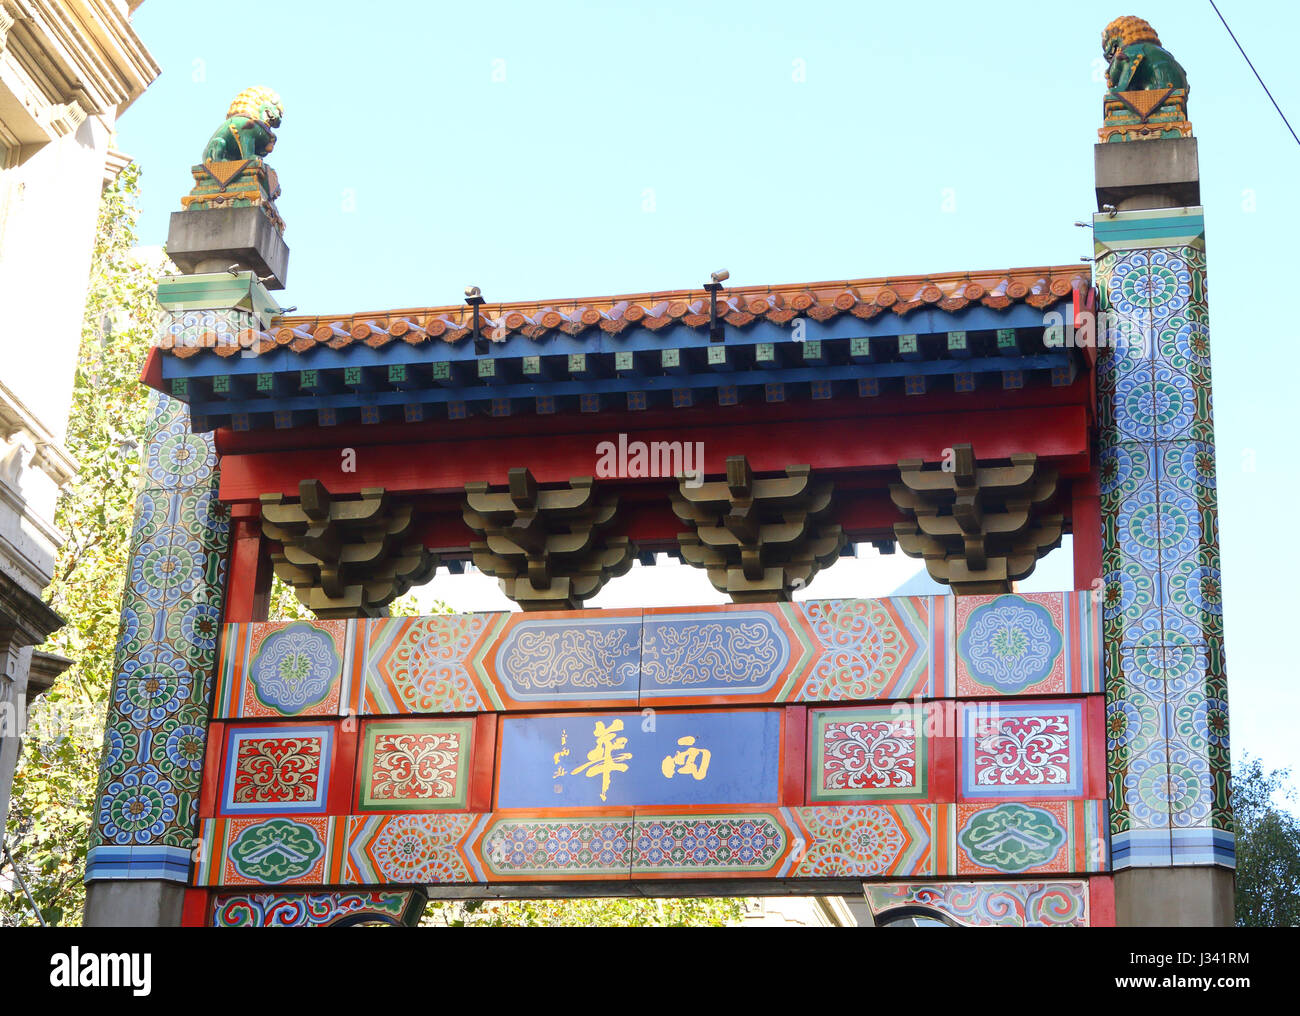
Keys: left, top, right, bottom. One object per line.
{"left": 1095, "top": 205, "right": 1233, "bottom": 924}
{"left": 83, "top": 387, "right": 230, "bottom": 925}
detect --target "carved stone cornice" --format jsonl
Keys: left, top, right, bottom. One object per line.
{"left": 1, "top": 1, "right": 159, "bottom": 118}
{"left": 891, "top": 444, "right": 1062, "bottom": 595}
{"left": 260, "top": 480, "right": 436, "bottom": 619}
{"left": 463, "top": 468, "right": 634, "bottom": 610}
{"left": 672, "top": 455, "right": 845, "bottom": 602}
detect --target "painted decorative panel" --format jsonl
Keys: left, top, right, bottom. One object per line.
{"left": 960, "top": 701, "right": 1084, "bottom": 800}
{"left": 497, "top": 710, "right": 782, "bottom": 809}
{"left": 640, "top": 609, "right": 792, "bottom": 699}
{"left": 793, "top": 598, "right": 938, "bottom": 702}
{"left": 211, "top": 890, "right": 423, "bottom": 927}
{"left": 360, "top": 613, "right": 506, "bottom": 713}
{"left": 953, "top": 593, "right": 1100, "bottom": 697}
{"left": 222, "top": 724, "right": 333, "bottom": 815}
{"left": 809, "top": 704, "right": 926, "bottom": 802}
{"left": 952, "top": 800, "right": 1106, "bottom": 876}
{"left": 213, "top": 620, "right": 352, "bottom": 719}
{"left": 197, "top": 815, "right": 344, "bottom": 887}
{"left": 863, "top": 880, "right": 1092, "bottom": 927}
{"left": 474, "top": 814, "right": 632, "bottom": 880}
{"left": 193, "top": 800, "right": 1106, "bottom": 888}
{"left": 788, "top": 805, "right": 934, "bottom": 878}
{"left": 344, "top": 813, "right": 484, "bottom": 883}
{"left": 186, "top": 594, "right": 1108, "bottom": 904}
{"left": 493, "top": 613, "right": 641, "bottom": 704}
{"left": 358, "top": 719, "right": 473, "bottom": 810}
{"left": 631, "top": 811, "right": 792, "bottom": 875}
{"left": 212, "top": 594, "right": 1098, "bottom": 720}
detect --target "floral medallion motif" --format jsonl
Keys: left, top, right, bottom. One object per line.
{"left": 793, "top": 805, "right": 922, "bottom": 877}
{"left": 131, "top": 534, "right": 203, "bottom": 608}
{"left": 348, "top": 814, "right": 476, "bottom": 883}
{"left": 179, "top": 601, "right": 222, "bottom": 652}
{"left": 115, "top": 645, "right": 193, "bottom": 725}
{"left": 1106, "top": 689, "right": 1160, "bottom": 761}
{"left": 249, "top": 623, "right": 341, "bottom": 714}
{"left": 115, "top": 603, "right": 148, "bottom": 659}
{"left": 364, "top": 614, "right": 494, "bottom": 713}
{"left": 957, "top": 596, "right": 1062, "bottom": 694}
{"left": 154, "top": 719, "right": 207, "bottom": 773}
{"left": 146, "top": 428, "right": 213, "bottom": 487}
{"left": 1102, "top": 562, "right": 1156, "bottom": 630}
{"left": 99, "top": 765, "right": 179, "bottom": 844}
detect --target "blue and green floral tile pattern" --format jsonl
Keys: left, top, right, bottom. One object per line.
{"left": 1095, "top": 220, "right": 1232, "bottom": 871}
{"left": 85, "top": 393, "right": 230, "bottom": 884}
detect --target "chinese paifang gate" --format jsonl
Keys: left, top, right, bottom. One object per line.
{"left": 84, "top": 16, "right": 1232, "bottom": 927}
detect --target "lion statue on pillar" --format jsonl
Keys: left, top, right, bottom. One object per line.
{"left": 1102, "top": 16, "right": 1188, "bottom": 93}
{"left": 203, "top": 86, "right": 284, "bottom": 162}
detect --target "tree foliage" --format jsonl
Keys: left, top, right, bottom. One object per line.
{"left": 1, "top": 165, "right": 160, "bottom": 926}
{"left": 422, "top": 896, "right": 745, "bottom": 928}
{"left": 1233, "top": 754, "right": 1300, "bottom": 927}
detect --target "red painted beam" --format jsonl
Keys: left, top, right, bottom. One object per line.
{"left": 213, "top": 380, "right": 1093, "bottom": 456}
{"left": 218, "top": 404, "right": 1090, "bottom": 502}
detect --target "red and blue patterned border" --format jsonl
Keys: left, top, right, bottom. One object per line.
{"left": 210, "top": 592, "right": 1099, "bottom": 718}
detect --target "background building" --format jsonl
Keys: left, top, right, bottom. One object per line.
{"left": 0, "top": 0, "right": 157, "bottom": 842}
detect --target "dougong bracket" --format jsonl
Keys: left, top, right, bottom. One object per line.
{"left": 260, "top": 480, "right": 437, "bottom": 618}
{"left": 890, "top": 444, "right": 1061, "bottom": 595}
{"left": 672, "top": 455, "right": 845, "bottom": 602}
{"left": 463, "top": 468, "right": 635, "bottom": 610}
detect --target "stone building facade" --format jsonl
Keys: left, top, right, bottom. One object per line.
{"left": 0, "top": 0, "right": 157, "bottom": 846}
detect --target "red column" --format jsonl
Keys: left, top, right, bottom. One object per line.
{"left": 225, "top": 504, "right": 271, "bottom": 623}
{"left": 1071, "top": 474, "right": 1102, "bottom": 594}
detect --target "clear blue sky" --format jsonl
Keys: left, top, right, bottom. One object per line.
{"left": 119, "top": 1, "right": 1300, "bottom": 784}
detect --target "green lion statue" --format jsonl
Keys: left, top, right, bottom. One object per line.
{"left": 203, "top": 86, "right": 284, "bottom": 162}
{"left": 1103, "top": 16, "right": 1188, "bottom": 92}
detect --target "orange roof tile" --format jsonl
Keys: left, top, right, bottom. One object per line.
{"left": 161, "top": 265, "right": 1086, "bottom": 359}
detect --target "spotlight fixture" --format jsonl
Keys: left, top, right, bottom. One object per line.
{"left": 465, "top": 286, "right": 487, "bottom": 353}
{"left": 703, "top": 269, "right": 729, "bottom": 343}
